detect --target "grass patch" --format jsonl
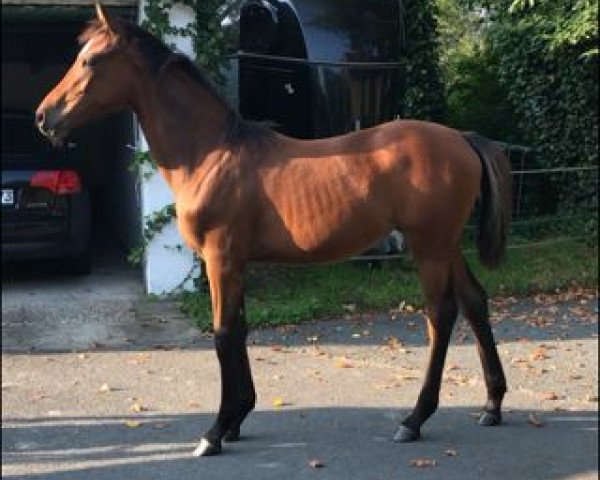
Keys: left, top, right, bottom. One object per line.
{"left": 181, "top": 236, "right": 597, "bottom": 331}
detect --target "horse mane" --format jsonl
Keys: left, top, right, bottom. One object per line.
{"left": 79, "top": 17, "right": 271, "bottom": 147}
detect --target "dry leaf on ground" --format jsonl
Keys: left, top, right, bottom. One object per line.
{"left": 335, "top": 357, "right": 353, "bottom": 368}
{"left": 308, "top": 459, "right": 325, "bottom": 468}
{"left": 125, "top": 420, "right": 142, "bottom": 428}
{"left": 130, "top": 402, "right": 148, "bottom": 413}
{"left": 539, "top": 391, "right": 560, "bottom": 401}
{"left": 273, "top": 397, "right": 290, "bottom": 408}
{"left": 98, "top": 383, "right": 111, "bottom": 393}
{"left": 528, "top": 413, "right": 544, "bottom": 427}
{"left": 409, "top": 458, "right": 437, "bottom": 468}
{"left": 530, "top": 347, "right": 550, "bottom": 361}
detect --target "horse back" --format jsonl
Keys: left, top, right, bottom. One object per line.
{"left": 247, "top": 120, "right": 482, "bottom": 262}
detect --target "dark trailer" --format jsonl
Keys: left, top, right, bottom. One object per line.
{"left": 238, "top": 0, "right": 404, "bottom": 139}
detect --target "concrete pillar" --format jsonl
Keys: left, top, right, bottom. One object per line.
{"left": 138, "top": 1, "right": 199, "bottom": 295}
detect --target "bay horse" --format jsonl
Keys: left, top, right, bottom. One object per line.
{"left": 36, "top": 5, "right": 511, "bottom": 457}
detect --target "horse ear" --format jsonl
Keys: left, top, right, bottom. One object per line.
{"left": 95, "top": 3, "right": 117, "bottom": 32}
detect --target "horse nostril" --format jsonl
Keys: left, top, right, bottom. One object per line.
{"left": 35, "top": 110, "right": 45, "bottom": 127}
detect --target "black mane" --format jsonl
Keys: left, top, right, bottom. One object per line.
{"left": 81, "top": 18, "right": 271, "bottom": 147}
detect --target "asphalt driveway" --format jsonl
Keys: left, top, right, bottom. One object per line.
{"left": 1, "top": 280, "right": 598, "bottom": 480}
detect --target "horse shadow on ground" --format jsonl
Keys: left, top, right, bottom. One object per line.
{"left": 2, "top": 406, "right": 598, "bottom": 480}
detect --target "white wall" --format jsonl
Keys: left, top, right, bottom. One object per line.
{"left": 138, "top": 1, "right": 200, "bottom": 294}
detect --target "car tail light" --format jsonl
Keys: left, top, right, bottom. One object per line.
{"left": 30, "top": 170, "right": 81, "bottom": 195}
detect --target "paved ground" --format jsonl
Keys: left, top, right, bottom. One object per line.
{"left": 1, "top": 263, "right": 598, "bottom": 480}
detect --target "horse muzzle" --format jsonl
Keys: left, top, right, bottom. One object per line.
{"left": 35, "top": 105, "right": 68, "bottom": 147}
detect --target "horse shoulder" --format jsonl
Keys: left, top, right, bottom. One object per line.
{"left": 174, "top": 152, "right": 256, "bottom": 255}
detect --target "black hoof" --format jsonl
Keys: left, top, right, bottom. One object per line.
{"left": 479, "top": 410, "right": 502, "bottom": 427}
{"left": 192, "top": 437, "right": 222, "bottom": 457}
{"left": 393, "top": 424, "right": 420, "bottom": 443}
{"left": 223, "top": 426, "right": 240, "bottom": 442}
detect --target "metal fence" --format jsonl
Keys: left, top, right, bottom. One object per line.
{"left": 502, "top": 144, "right": 598, "bottom": 241}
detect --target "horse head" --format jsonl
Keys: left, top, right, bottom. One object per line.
{"left": 35, "top": 4, "right": 135, "bottom": 146}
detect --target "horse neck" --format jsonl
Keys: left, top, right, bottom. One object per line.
{"left": 132, "top": 67, "right": 232, "bottom": 189}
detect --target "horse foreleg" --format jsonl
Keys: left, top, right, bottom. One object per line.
{"left": 394, "top": 259, "right": 458, "bottom": 442}
{"left": 193, "top": 256, "right": 256, "bottom": 457}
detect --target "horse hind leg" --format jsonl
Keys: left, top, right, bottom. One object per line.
{"left": 452, "top": 255, "right": 507, "bottom": 426}
{"left": 394, "top": 258, "right": 458, "bottom": 442}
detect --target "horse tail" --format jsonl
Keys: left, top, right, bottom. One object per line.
{"left": 462, "top": 132, "right": 512, "bottom": 268}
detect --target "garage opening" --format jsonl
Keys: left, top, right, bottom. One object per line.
{"left": 2, "top": 5, "right": 141, "bottom": 276}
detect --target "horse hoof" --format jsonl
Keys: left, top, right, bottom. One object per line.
{"left": 223, "top": 426, "right": 240, "bottom": 442}
{"left": 393, "top": 425, "right": 420, "bottom": 443}
{"left": 192, "top": 437, "right": 222, "bottom": 457}
{"left": 479, "top": 411, "right": 502, "bottom": 427}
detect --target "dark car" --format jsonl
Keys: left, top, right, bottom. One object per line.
{"left": 2, "top": 111, "right": 91, "bottom": 273}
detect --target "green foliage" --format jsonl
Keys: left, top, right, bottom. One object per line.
{"left": 402, "top": 0, "right": 446, "bottom": 120}
{"left": 127, "top": 149, "right": 157, "bottom": 180}
{"left": 485, "top": 0, "right": 598, "bottom": 212}
{"left": 127, "top": 203, "right": 177, "bottom": 265}
{"left": 181, "top": 237, "right": 598, "bottom": 330}
{"left": 437, "top": 0, "right": 598, "bottom": 217}
{"left": 435, "top": 1, "right": 519, "bottom": 140}
{"left": 141, "top": 0, "right": 236, "bottom": 86}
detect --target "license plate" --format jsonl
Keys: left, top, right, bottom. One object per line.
{"left": 2, "top": 189, "right": 14, "bottom": 205}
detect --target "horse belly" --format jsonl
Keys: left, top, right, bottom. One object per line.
{"left": 253, "top": 192, "right": 393, "bottom": 263}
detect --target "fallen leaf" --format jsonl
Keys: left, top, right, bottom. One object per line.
{"left": 335, "top": 357, "right": 353, "bottom": 368}
{"left": 273, "top": 397, "right": 288, "bottom": 408}
{"left": 130, "top": 402, "right": 148, "bottom": 413}
{"left": 409, "top": 458, "right": 436, "bottom": 468}
{"left": 530, "top": 347, "right": 550, "bottom": 361}
{"left": 188, "top": 401, "right": 201, "bottom": 408}
{"left": 539, "top": 391, "right": 560, "bottom": 401}
{"left": 444, "top": 448, "right": 458, "bottom": 457}
{"left": 383, "top": 335, "right": 403, "bottom": 350}
{"left": 586, "top": 395, "right": 599, "bottom": 402}
{"left": 528, "top": 413, "right": 544, "bottom": 427}
{"left": 394, "top": 374, "right": 419, "bottom": 382}
{"left": 308, "top": 459, "right": 325, "bottom": 468}
{"left": 99, "top": 383, "right": 112, "bottom": 393}
{"left": 125, "top": 420, "right": 142, "bottom": 428}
